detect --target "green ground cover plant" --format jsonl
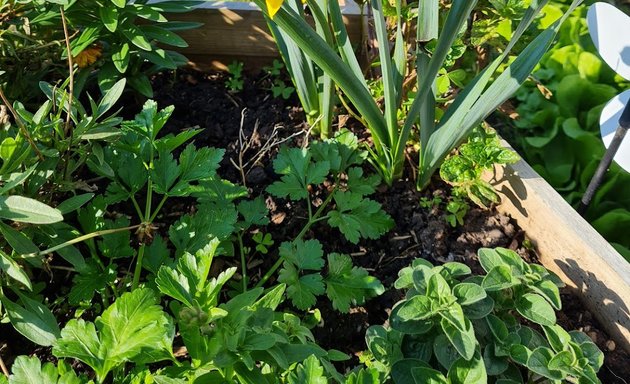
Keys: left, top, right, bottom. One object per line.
{"left": 509, "top": 2, "right": 630, "bottom": 259}
{"left": 0, "top": 0, "right": 614, "bottom": 382}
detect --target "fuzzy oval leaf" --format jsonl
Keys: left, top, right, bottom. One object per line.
{"left": 0, "top": 196, "right": 63, "bottom": 224}
{"left": 447, "top": 353, "right": 487, "bottom": 384}
{"left": 453, "top": 283, "right": 486, "bottom": 306}
{"left": 515, "top": 293, "right": 556, "bottom": 326}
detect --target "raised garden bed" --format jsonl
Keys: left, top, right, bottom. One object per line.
{"left": 175, "top": 0, "right": 630, "bottom": 356}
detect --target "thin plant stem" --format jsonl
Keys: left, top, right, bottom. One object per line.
{"left": 0, "top": 87, "right": 44, "bottom": 161}
{"left": 32, "top": 224, "right": 141, "bottom": 257}
{"left": 131, "top": 244, "right": 146, "bottom": 291}
{"left": 59, "top": 7, "right": 74, "bottom": 137}
{"left": 238, "top": 233, "right": 247, "bottom": 292}
{"left": 130, "top": 196, "right": 145, "bottom": 222}
{"left": 59, "top": 6, "right": 75, "bottom": 181}
{"left": 149, "top": 195, "right": 168, "bottom": 222}
{"left": 255, "top": 188, "right": 336, "bottom": 288}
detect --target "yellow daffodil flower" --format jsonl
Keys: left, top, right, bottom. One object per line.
{"left": 74, "top": 45, "right": 102, "bottom": 68}
{"left": 266, "top": 0, "right": 284, "bottom": 18}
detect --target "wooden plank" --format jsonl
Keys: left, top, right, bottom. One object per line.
{"left": 489, "top": 141, "right": 630, "bottom": 352}
{"left": 175, "top": 3, "right": 364, "bottom": 71}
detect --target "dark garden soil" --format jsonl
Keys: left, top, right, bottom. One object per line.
{"left": 1, "top": 68, "right": 628, "bottom": 382}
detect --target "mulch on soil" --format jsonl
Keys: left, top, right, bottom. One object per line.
{"left": 1, "top": 68, "right": 628, "bottom": 383}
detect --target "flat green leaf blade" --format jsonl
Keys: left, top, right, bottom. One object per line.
{"left": 0, "top": 196, "right": 63, "bottom": 224}
{"left": 98, "top": 288, "right": 174, "bottom": 366}
{"left": 1, "top": 294, "right": 60, "bottom": 346}
{"left": 96, "top": 78, "right": 126, "bottom": 118}
{"left": 53, "top": 319, "right": 104, "bottom": 379}
{"left": 0, "top": 222, "right": 38, "bottom": 254}
{"left": 0, "top": 250, "right": 32, "bottom": 289}
{"left": 9, "top": 356, "right": 58, "bottom": 384}
{"left": 515, "top": 293, "right": 556, "bottom": 326}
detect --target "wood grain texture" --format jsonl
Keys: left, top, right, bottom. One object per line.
{"left": 489, "top": 141, "right": 630, "bottom": 352}
{"left": 175, "top": 5, "right": 364, "bottom": 71}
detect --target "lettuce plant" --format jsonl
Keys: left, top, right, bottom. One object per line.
{"left": 257, "top": 0, "right": 584, "bottom": 187}
{"left": 361, "top": 248, "right": 604, "bottom": 383}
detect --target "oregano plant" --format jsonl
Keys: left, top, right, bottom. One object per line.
{"left": 361, "top": 247, "right": 604, "bottom": 383}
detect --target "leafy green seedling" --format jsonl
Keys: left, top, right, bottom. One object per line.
{"left": 226, "top": 61, "right": 244, "bottom": 92}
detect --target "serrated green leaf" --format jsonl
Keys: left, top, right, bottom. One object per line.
{"left": 346, "top": 167, "right": 380, "bottom": 196}
{"left": 53, "top": 288, "right": 173, "bottom": 382}
{"left": 267, "top": 147, "right": 329, "bottom": 200}
{"left": 327, "top": 191, "right": 393, "bottom": 244}
{"left": 278, "top": 263, "right": 324, "bottom": 310}
{"left": 287, "top": 355, "right": 327, "bottom": 384}
{"left": 325, "top": 253, "right": 384, "bottom": 313}
{"left": 68, "top": 264, "right": 116, "bottom": 305}
{"left": 151, "top": 151, "right": 181, "bottom": 195}
{"left": 9, "top": 356, "right": 61, "bottom": 384}
{"left": 279, "top": 239, "right": 324, "bottom": 271}
{"left": 237, "top": 197, "right": 269, "bottom": 228}
{"left": 169, "top": 202, "right": 237, "bottom": 254}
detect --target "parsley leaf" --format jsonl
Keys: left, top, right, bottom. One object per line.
{"left": 267, "top": 147, "right": 329, "bottom": 200}
{"left": 279, "top": 263, "right": 325, "bottom": 310}
{"left": 327, "top": 191, "right": 394, "bottom": 244}
{"left": 279, "top": 239, "right": 324, "bottom": 271}
{"left": 325, "top": 253, "right": 385, "bottom": 313}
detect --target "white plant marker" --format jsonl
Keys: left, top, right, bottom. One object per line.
{"left": 579, "top": 2, "right": 630, "bottom": 212}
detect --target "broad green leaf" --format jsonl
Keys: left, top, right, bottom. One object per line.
{"left": 1, "top": 293, "right": 60, "bottom": 346}
{"left": 112, "top": 43, "right": 130, "bottom": 73}
{"left": 140, "top": 25, "right": 188, "bottom": 47}
{"left": 121, "top": 24, "right": 152, "bottom": 51}
{"left": 9, "top": 356, "right": 60, "bottom": 384}
{"left": 0, "top": 222, "right": 38, "bottom": 254}
{"left": 96, "top": 78, "right": 125, "bottom": 118}
{"left": 0, "top": 250, "right": 31, "bottom": 289}
{"left": 99, "top": 5, "right": 119, "bottom": 32}
{"left": 56, "top": 194, "right": 94, "bottom": 215}
{"left": 168, "top": 202, "right": 237, "bottom": 254}
{"left": 527, "top": 347, "right": 563, "bottom": 380}
{"left": 453, "top": 283, "right": 486, "bottom": 306}
{"left": 151, "top": 151, "right": 181, "bottom": 195}
{"left": 515, "top": 293, "right": 556, "bottom": 326}
{"left": 441, "top": 315, "right": 476, "bottom": 360}
{"left": 447, "top": 353, "right": 487, "bottom": 384}
{"left": 237, "top": 197, "right": 269, "bottom": 228}
{"left": 482, "top": 265, "right": 518, "bottom": 291}
{"left": 0, "top": 196, "right": 63, "bottom": 224}
{"left": 390, "top": 296, "right": 434, "bottom": 334}
{"left": 53, "top": 288, "right": 173, "bottom": 382}
{"left": 325, "top": 253, "right": 384, "bottom": 313}
{"left": 411, "top": 367, "right": 449, "bottom": 384}
{"left": 267, "top": 147, "right": 329, "bottom": 200}
{"left": 547, "top": 350, "right": 575, "bottom": 372}
{"left": 542, "top": 324, "right": 571, "bottom": 352}
{"left": 278, "top": 263, "right": 324, "bottom": 310}
{"left": 531, "top": 279, "right": 562, "bottom": 310}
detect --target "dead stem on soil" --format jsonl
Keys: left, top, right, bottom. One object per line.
{"left": 230, "top": 108, "right": 309, "bottom": 187}
{"left": 0, "top": 349, "right": 8, "bottom": 377}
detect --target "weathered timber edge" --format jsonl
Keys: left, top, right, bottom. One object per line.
{"left": 491, "top": 140, "right": 630, "bottom": 353}
{"left": 176, "top": 1, "right": 364, "bottom": 71}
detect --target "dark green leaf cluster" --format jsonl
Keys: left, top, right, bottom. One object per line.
{"left": 362, "top": 248, "right": 603, "bottom": 383}
{"left": 277, "top": 239, "right": 384, "bottom": 312}
{"left": 440, "top": 127, "right": 519, "bottom": 208}
{"left": 267, "top": 129, "right": 393, "bottom": 244}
